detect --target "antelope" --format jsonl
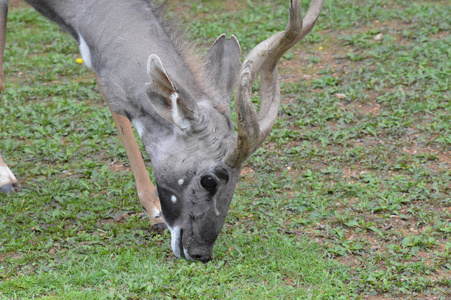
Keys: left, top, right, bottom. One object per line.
{"left": 0, "top": 0, "right": 323, "bottom": 262}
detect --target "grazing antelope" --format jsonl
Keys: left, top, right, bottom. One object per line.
{"left": 0, "top": 0, "right": 323, "bottom": 262}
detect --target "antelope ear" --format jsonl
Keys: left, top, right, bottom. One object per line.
{"left": 204, "top": 34, "right": 242, "bottom": 101}
{"left": 146, "top": 54, "right": 198, "bottom": 132}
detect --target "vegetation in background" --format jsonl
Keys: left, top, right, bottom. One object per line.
{"left": 0, "top": 0, "right": 449, "bottom": 298}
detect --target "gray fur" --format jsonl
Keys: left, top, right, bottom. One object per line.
{"left": 12, "top": 0, "right": 323, "bottom": 262}
{"left": 23, "top": 0, "right": 243, "bottom": 261}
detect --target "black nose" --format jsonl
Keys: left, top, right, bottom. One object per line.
{"left": 192, "top": 254, "right": 211, "bottom": 263}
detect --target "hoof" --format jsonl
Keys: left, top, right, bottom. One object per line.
{"left": 151, "top": 222, "right": 168, "bottom": 234}
{"left": 0, "top": 182, "right": 20, "bottom": 194}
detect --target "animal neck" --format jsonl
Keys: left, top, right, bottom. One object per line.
{"left": 28, "top": 0, "right": 210, "bottom": 120}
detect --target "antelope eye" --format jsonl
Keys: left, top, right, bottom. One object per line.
{"left": 200, "top": 175, "right": 217, "bottom": 191}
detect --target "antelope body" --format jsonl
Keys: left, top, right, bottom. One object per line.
{"left": 0, "top": 0, "right": 323, "bottom": 262}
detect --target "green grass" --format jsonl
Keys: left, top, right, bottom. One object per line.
{"left": 1, "top": 0, "right": 450, "bottom": 299}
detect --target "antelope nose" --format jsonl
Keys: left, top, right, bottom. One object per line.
{"left": 191, "top": 253, "right": 211, "bottom": 263}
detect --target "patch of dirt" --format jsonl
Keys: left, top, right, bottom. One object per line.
{"left": 430, "top": 31, "right": 450, "bottom": 39}
{"left": 97, "top": 211, "right": 149, "bottom": 226}
{"left": 401, "top": 143, "right": 451, "bottom": 172}
{"left": 354, "top": 103, "right": 382, "bottom": 116}
{"left": 223, "top": 0, "right": 247, "bottom": 12}
{"left": 9, "top": 0, "right": 24, "bottom": 7}
{"left": 108, "top": 160, "right": 131, "bottom": 173}
{"left": 279, "top": 38, "right": 351, "bottom": 84}
{"left": 174, "top": 0, "right": 247, "bottom": 15}
{"left": 278, "top": 13, "right": 447, "bottom": 89}
{"left": 240, "top": 166, "right": 255, "bottom": 178}
{"left": 0, "top": 252, "right": 21, "bottom": 263}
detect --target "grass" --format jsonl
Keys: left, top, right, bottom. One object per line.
{"left": 1, "top": 0, "right": 450, "bottom": 298}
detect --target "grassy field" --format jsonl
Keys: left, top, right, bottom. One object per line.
{"left": 0, "top": 0, "right": 450, "bottom": 298}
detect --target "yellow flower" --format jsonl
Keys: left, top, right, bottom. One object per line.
{"left": 318, "top": 46, "right": 323, "bottom": 50}
{"left": 76, "top": 58, "right": 84, "bottom": 64}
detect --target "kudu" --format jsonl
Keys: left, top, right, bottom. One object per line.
{"left": 0, "top": 0, "right": 323, "bottom": 262}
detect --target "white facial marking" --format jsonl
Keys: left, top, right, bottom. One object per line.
{"left": 171, "top": 195, "right": 177, "bottom": 203}
{"left": 132, "top": 119, "right": 145, "bottom": 138}
{"left": 167, "top": 225, "right": 182, "bottom": 258}
{"left": 170, "top": 93, "right": 191, "bottom": 131}
{"left": 78, "top": 34, "right": 93, "bottom": 69}
{"left": 0, "top": 165, "right": 17, "bottom": 186}
{"left": 213, "top": 196, "right": 221, "bottom": 216}
{"left": 178, "top": 179, "right": 184, "bottom": 186}
{"left": 153, "top": 207, "right": 162, "bottom": 219}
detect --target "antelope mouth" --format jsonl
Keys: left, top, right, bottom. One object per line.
{"left": 168, "top": 225, "right": 182, "bottom": 258}
{"left": 167, "top": 225, "right": 212, "bottom": 262}
{"left": 168, "top": 225, "right": 194, "bottom": 261}
{"left": 178, "top": 229, "right": 185, "bottom": 258}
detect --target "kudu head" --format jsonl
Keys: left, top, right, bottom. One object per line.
{"left": 144, "top": 0, "right": 323, "bottom": 262}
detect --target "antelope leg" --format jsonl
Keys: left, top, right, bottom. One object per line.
{"left": 108, "top": 109, "right": 165, "bottom": 227}
{"left": 0, "top": 152, "right": 20, "bottom": 194}
{"left": 96, "top": 79, "right": 164, "bottom": 228}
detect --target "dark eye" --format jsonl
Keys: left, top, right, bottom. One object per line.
{"left": 200, "top": 175, "right": 217, "bottom": 191}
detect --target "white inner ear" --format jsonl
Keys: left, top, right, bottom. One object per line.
{"left": 170, "top": 93, "right": 191, "bottom": 131}
{"left": 147, "top": 54, "right": 176, "bottom": 90}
